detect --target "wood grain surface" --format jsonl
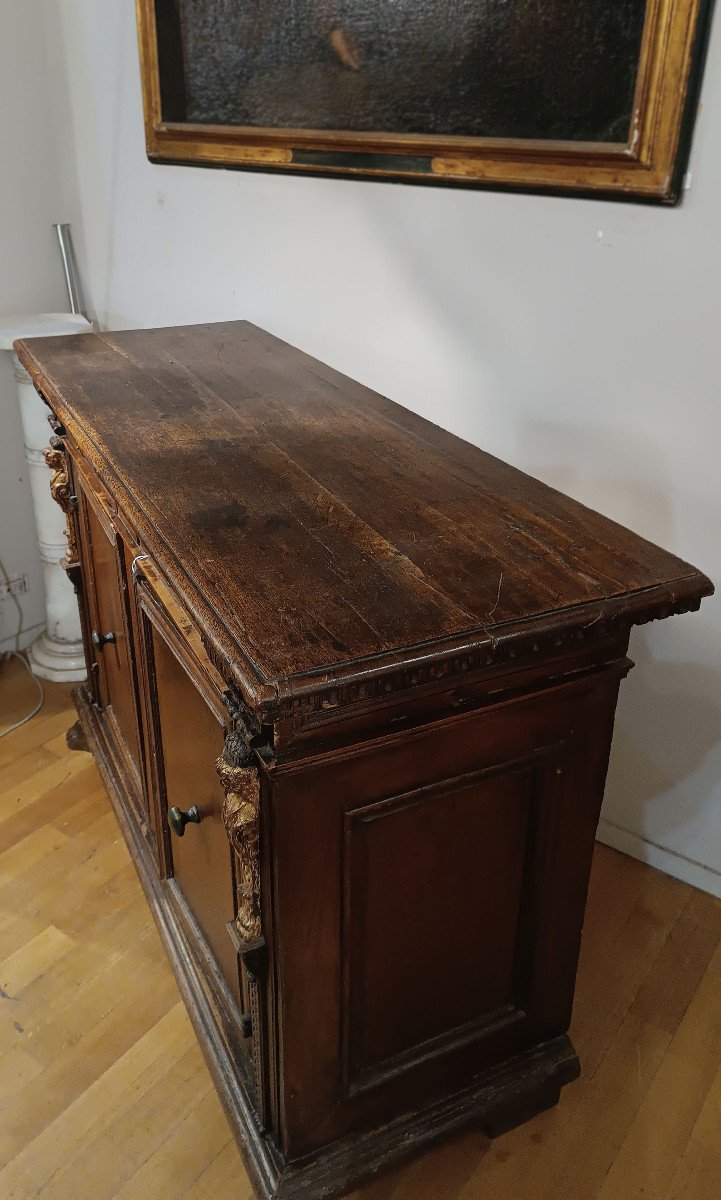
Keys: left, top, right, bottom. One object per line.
{"left": 15, "top": 321, "right": 712, "bottom": 711}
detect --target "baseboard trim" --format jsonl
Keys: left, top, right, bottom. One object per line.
{"left": 597, "top": 819, "right": 721, "bottom": 901}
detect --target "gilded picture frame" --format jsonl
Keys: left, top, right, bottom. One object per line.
{"left": 136, "top": 0, "right": 714, "bottom": 204}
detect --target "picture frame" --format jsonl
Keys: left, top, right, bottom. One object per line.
{"left": 136, "top": 0, "right": 714, "bottom": 204}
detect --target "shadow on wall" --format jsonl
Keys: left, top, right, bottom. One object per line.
{"left": 604, "top": 633, "right": 721, "bottom": 848}
{"left": 512, "top": 418, "right": 675, "bottom": 540}
{"left": 514, "top": 419, "right": 721, "bottom": 862}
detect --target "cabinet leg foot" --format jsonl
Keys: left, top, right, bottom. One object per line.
{"left": 66, "top": 719, "right": 89, "bottom": 753}
{"left": 483, "top": 1083, "right": 562, "bottom": 1139}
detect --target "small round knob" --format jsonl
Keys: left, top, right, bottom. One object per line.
{"left": 168, "top": 805, "right": 201, "bottom": 837}
{"left": 92, "top": 628, "right": 116, "bottom": 649}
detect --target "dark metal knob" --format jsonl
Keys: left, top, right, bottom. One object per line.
{"left": 168, "top": 805, "right": 201, "bottom": 837}
{"left": 92, "top": 628, "right": 116, "bottom": 649}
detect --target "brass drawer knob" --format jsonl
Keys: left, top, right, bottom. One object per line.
{"left": 91, "top": 628, "right": 116, "bottom": 649}
{"left": 168, "top": 805, "right": 201, "bottom": 837}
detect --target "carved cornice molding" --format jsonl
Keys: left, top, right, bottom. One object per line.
{"left": 218, "top": 585, "right": 707, "bottom": 725}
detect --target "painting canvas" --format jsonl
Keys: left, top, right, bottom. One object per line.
{"left": 138, "top": 0, "right": 713, "bottom": 202}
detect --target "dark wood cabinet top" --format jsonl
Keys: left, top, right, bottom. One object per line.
{"left": 16, "top": 320, "right": 712, "bottom": 720}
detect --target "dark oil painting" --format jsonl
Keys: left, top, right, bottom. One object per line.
{"left": 159, "top": 0, "right": 649, "bottom": 144}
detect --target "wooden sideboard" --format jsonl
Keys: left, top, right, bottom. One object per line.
{"left": 16, "top": 321, "right": 712, "bottom": 1200}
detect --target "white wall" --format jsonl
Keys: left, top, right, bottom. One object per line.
{"left": 42, "top": 1, "right": 721, "bottom": 894}
{"left": 0, "top": 3, "right": 70, "bottom": 652}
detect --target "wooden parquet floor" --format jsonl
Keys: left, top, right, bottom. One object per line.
{"left": 1, "top": 653, "right": 721, "bottom": 1200}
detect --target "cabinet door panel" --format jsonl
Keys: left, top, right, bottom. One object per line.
{"left": 79, "top": 483, "right": 143, "bottom": 793}
{"left": 134, "top": 576, "right": 269, "bottom": 1121}
{"left": 151, "top": 626, "right": 242, "bottom": 1007}
{"left": 347, "top": 764, "right": 534, "bottom": 1071}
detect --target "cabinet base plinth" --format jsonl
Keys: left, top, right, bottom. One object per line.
{"left": 66, "top": 719, "right": 90, "bottom": 753}
{"left": 271, "top": 1041, "right": 578, "bottom": 1200}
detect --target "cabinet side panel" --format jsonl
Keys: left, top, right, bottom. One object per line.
{"left": 273, "top": 669, "right": 625, "bottom": 1157}
{"left": 344, "top": 763, "right": 535, "bottom": 1079}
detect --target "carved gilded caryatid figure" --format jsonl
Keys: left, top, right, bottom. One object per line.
{"left": 43, "top": 435, "right": 79, "bottom": 567}
{"left": 215, "top": 730, "right": 262, "bottom": 946}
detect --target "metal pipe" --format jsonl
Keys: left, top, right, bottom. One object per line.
{"left": 53, "top": 223, "right": 87, "bottom": 319}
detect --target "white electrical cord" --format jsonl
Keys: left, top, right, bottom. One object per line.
{"left": 0, "top": 651, "right": 45, "bottom": 739}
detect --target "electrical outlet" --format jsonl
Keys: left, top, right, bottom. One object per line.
{"left": 0, "top": 573, "right": 30, "bottom": 600}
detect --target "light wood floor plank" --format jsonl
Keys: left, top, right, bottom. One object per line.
{"left": 0, "top": 658, "right": 72, "bottom": 739}
{"left": 108, "top": 1078, "right": 231, "bottom": 1200}
{"left": 0, "top": 905, "right": 47, "bottom": 960}
{"left": 47, "top": 787, "right": 111, "bottom": 838}
{"left": 0, "top": 746, "right": 60, "bottom": 796}
{"left": 0, "top": 925, "right": 76, "bottom": 998}
{"left": 185, "top": 1140, "right": 254, "bottom": 1200}
{"left": 0, "top": 675, "right": 720, "bottom": 1199}
{"left": 0, "top": 823, "right": 69, "bottom": 880}
{"left": 663, "top": 1057, "right": 721, "bottom": 1200}
{"left": 0, "top": 1045, "right": 45, "bottom": 1104}
{"left": 0, "top": 952, "right": 181, "bottom": 1159}
{"left": 596, "top": 933, "right": 721, "bottom": 1200}
{"left": 29, "top": 1044, "right": 211, "bottom": 1200}
{"left": 0, "top": 776, "right": 104, "bottom": 855}
{"left": 0, "top": 755, "right": 95, "bottom": 826}
{"left": 0, "top": 1003, "right": 190, "bottom": 1195}
{"left": 0, "top": 696, "right": 75, "bottom": 770}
